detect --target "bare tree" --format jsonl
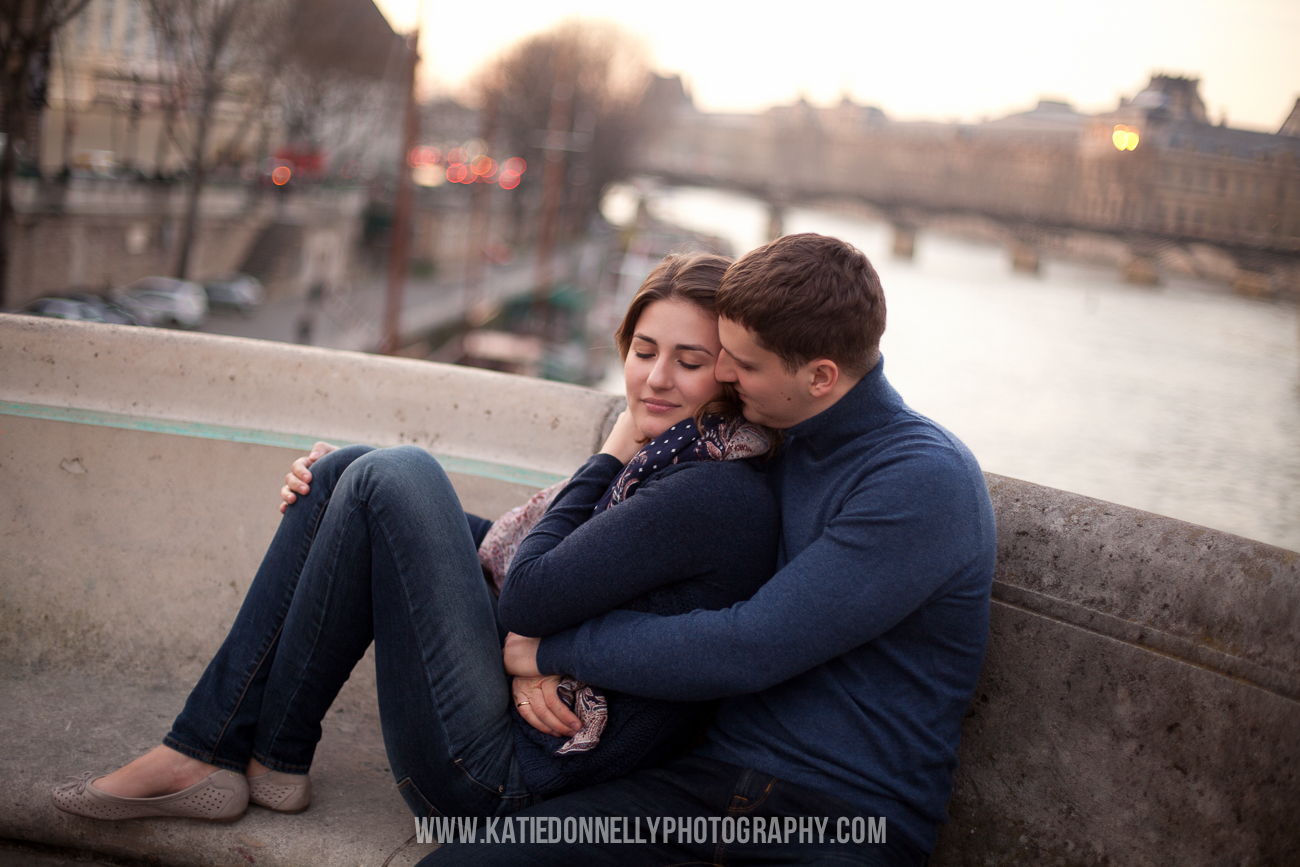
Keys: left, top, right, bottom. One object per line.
{"left": 472, "top": 20, "right": 653, "bottom": 243}
{"left": 271, "top": 0, "right": 406, "bottom": 174}
{"left": 0, "top": 0, "right": 91, "bottom": 307}
{"left": 142, "top": 0, "right": 288, "bottom": 278}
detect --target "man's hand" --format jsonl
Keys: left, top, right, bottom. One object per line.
{"left": 503, "top": 632, "right": 542, "bottom": 677}
{"left": 279, "top": 442, "right": 338, "bottom": 513}
{"left": 512, "top": 675, "right": 581, "bottom": 737}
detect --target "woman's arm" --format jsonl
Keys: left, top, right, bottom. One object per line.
{"left": 497, "top": 459, "right": 775, "bottom": 638}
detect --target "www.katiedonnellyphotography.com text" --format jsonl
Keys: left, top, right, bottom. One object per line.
{"left": 414, "top": 814, "right": 886, "bottom": 846}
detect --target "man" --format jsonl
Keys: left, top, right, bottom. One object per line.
{"left": 425, "top": 233, "right": 996, "bottom": 866}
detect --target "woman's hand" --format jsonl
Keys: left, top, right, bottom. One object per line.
{"left": 279, "top": 442, "right": 338, "bottom": 513}
{"left": 512, "top": 675, "right": 581, "bottom": 737}
{"left": 599, "top": 410, "right": 642, "bottom": 465}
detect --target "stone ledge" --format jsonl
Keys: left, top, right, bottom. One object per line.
{"left": 0, "top": 662, "right": 436, "bottom": 867}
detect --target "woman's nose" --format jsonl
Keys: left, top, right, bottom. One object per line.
{"left": 647, "top": 357, "right": 673, "bottom": 390}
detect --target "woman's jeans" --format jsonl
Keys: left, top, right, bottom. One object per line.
{"left": 164, "top": 445, "right": 534, "bottom": 817}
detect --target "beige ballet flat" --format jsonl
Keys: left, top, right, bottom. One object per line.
{"left": 52, "top": 769, "right": 248, "bottom": 822}
{"left": 247, "top": 770, "right": 311, "bottom": 813}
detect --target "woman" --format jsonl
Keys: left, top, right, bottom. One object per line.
{"left": 52, "top": 253, "right": 778, "bottom": 822}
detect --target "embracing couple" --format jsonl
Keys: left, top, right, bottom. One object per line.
{"left": 53, "top": 233, "right": 996, "bottom": 867}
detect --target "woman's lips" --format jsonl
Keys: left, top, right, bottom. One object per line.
{"left": 642, "top": 398, "right": 679, "bottom": 414}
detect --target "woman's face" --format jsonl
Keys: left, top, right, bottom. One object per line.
{"left": 624, "top": 298, "right": 724, "bottom": 441}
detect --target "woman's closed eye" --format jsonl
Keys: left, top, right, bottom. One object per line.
{"left": 634, "top": 349, "right": 701, "bottom": 371}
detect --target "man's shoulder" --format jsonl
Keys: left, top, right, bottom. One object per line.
{"left": 842, "top": 406, "right": 984, "bottom": 480}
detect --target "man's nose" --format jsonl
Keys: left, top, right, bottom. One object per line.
{"left": 715, "top": 352, "right": 737, "bottom": 383}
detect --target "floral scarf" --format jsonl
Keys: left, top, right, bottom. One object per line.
{"left": 594, "top": 414, "right": 774, "bottom": 512}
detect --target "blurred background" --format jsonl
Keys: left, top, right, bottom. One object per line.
{"left": 1, "top": 0, "right": 1296, "bottom": 550}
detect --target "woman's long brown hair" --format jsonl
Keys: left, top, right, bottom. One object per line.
{"left": 614, "top": 252, "right": 780, "bottom": 452}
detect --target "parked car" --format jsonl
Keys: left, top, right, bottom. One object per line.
{"left": 202, "top": 273, "right": 264, "bottom": 315}
{"left": 114, "top": 277, "right": 208, "bottom": 328}
{"left": 65, "top": 292, "right": 147, "bottom": 326}
{"left": 71, "top": 149, "right": 118, "bottom": 179}
{"left": 16, "top": 297, "right": 114, "bottom": 323}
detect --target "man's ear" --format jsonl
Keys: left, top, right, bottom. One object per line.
{"left": 806, "top": 359, "right": 840, "bottom": 398}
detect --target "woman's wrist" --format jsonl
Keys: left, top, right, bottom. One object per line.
{"left": 599, "top": 409, "right": 642, "bottom": 464}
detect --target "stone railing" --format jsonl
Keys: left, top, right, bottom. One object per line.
{"left": 0, "top": 313, "right": 1294, "bottom": 866}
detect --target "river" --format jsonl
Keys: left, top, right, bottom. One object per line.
{"left": 603, "top": 184, "right": 1300, "bottom": 552}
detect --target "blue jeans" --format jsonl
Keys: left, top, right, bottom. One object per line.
{"left": 165, "top": 445, "right": 535, "bottom": 817}
{"left": 417, "top": 754, "right": 929, "bottom": 867}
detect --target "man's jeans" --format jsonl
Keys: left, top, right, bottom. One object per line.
{"left": 418, "top": 754, "right": 929, "bottom": 867}
{"left": 164, "top": 445, "right": 535, "bottom": 816}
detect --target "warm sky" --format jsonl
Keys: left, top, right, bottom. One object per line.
{"left": 374, "top": 0, "right": 1299, "bottom": 132}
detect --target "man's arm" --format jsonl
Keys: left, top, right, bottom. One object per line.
{"left": 536, "top": 446, "right": 990, "bottom": 702}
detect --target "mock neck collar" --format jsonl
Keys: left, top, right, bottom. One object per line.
{"left": 782, "top": 357, "right": 905, "bottom": 450}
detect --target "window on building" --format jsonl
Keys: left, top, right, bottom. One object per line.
{"left": 121, "top": 0, "right": 137, "bottom": 57}
{"left": 100, "top": 0, "right": 116, "bottom": 53}
{"left": 76, "top": 2, "right": 93, "bottom": 46}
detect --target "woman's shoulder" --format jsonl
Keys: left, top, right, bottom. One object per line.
{"left": 644, "top": 459, "right": 776, "bottom": 512}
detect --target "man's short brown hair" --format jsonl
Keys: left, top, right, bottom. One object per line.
{"left": 716, "top": 233, "right": 886, "bottom": 379}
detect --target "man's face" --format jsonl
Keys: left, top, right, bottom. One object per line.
{"left": 715, "top": 317, "right": 820, "bottom": 430}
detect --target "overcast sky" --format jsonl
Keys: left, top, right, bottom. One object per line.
{"left": 374, "top": 0, "right": 1299, "bottom": 132}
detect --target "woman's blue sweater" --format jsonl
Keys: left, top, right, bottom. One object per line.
{"left": 496, "top": 452, "right": 779, "bottom": 796}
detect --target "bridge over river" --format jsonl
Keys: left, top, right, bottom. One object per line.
{"left": 636, "top": 75, "right": 1300, "bottom": 295}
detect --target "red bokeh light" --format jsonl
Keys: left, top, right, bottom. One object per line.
{"left": 471, "top": 156, "right": 497, "bottom": 177}
{"left": 502, "top": 157, "right": 526, "bottom": 174}
{"left": 498, "top": 171, "right": 520, "bottom": 190}
{"left": 446, "top": 147, "right": 468, "bottom": 165}
{"left": 408, "top": 146, "right": 443, "bottom": 168}
{"left": 446, "top": 164, "right": 469, "bottom": 183}
{"left": 271, "top": 166, "right": 291, "bottom": 186}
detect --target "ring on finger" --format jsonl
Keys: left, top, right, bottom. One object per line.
{"left": 517, "top": 700, "right": 530, "bottom": 707}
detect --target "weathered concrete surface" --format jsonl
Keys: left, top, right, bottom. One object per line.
{"left": 1, "top": 315, "right": 1297, "bottom": 866}
{"left": 0, "top": 416, "right": 544, "bottom": 682}
{"left": 985, "top": 475, "right": 1298, "bottom": 698}
{"left": 0, "top": 315, "right": 621, "bottom": 680}
{"left": 0, "top": 314, "right": 619, "bottom": 482}
{"left": 933, "top": 476, "right": 1299, "bottom": 866}
{"left": 0, "top": 839, "right": 141, "bottom": 866}
{"left": 0, "top": 662, "right": 434, "bottom": 867}
{"left": 0, "top": 315, "right": 621, "bottom": 865}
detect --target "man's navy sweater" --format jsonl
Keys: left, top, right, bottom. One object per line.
{"left": 537, "top": 360, "right": 997, "bottom": 852}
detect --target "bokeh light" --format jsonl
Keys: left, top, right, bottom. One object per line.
{"left": 271, "top": 166, "right": 291, "bottom": 185}
{"left": 472, "top": 155, "right": 498, "bottom": 180}
{"left": 1112, "top": 124, "right": 1139, "bottom": 151}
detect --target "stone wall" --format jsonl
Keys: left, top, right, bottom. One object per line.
{"left": 4, "top": 180, "right": 370, "bottom": 308}
{"left": 6, "top": 211, "right": 264, "bottom": 306}
{"left": 1, "top": 315, "right": 1295, "bottom": 865}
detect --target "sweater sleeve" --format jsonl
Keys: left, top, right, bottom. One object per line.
{"left": 535, "top": 444, "right": 990, "bottom": 701}
{"left": 497, "top": 458, "right": 773, "bottom": 638}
